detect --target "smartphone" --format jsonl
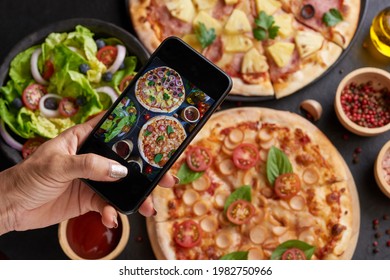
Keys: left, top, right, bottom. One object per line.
{"left": 77, "top": 37, "right": 232, "bottom": 214}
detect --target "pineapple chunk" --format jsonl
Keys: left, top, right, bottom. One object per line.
{"left": 267, "top": 42, "right": 295, "bottom": 67}
{"left": 274, "top": 13, "right": 294, "bottom": 38}
{"left": 241, "top": 48, "right": 269, "bottom": 74}
{"left": 193, "top": 0, "right": 218, "bottom": 10}
{"left": 255, "top": 0, "right": 282, "bottom": 15}
{"left": 295, "top": 31, "right": 325, "bottom": 58}
{"left": 182, "top": 34, "right": 202, "bottom": 52}
{"left": 193, "top": 11, "right": 222, "bottom": 35}
{"left": 165, "top": 0, "right": 195, "bottom": 23}
{"left": 225, "top": 0, "right": 239, "bottom": 4}
{"left": 225, "top": 9, "right": 252, "bottom": 34}
{"left": 223, "top": 35, "right": 253, "bottom": 52}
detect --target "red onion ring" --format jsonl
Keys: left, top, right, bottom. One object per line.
{"left": 30, "top": 48, "right": 49, "bottom": 85}
{"left": 95, "top": 86, "right": 118, "bottom": 105}
{"left": 0, "top": 119, "right": 23, "bottom": 151}
{"left": 107, "top": 45, "right": 126, "bottom": 74}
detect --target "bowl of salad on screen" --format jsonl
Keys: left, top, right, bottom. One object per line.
{"left": 0, "top": 18, "right": 149, "bottom": 162}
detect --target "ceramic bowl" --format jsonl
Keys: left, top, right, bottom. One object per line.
{"left": 58, "top": 211, "right": 130, "bottom": 260}
{"left": 334, "top": 67, "right": 390, "bottom": 136}
{"left": 0, "top": 18, "right": 149, "bottom": 163}
{"left": 375, "top": 140, "right": 390, "bottom": 198}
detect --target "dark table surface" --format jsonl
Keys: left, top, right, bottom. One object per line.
{"left": 0, "top": 0, "right": 389, "bottom": 260}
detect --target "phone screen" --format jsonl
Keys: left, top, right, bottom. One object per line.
{"left": 93, "top": 56, "right": 215, "bottom": 181}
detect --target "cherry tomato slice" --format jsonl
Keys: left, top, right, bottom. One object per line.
{"left": 226, "top": 199, "right": 255, "bottom": 225}
{"left": 42, "top": 60, "right": 54, "bottom": 80}
{"left": 232, "top": 143, "right": 259, "bottom": 170}
{"left": 96, "top": 46, "right": 118, "bottom": 67}
{"left": 186, "top": 146, "right": 212, "bottom": 172}
{"left": 282, "top": 248, "right": 306, "bottom": 260}
{"left": 173, "top": 220, "right": 202, "bottom": 248}
{"left": 58, "top": 97, "right": 79, "bottom": 117}
{"left": 274, "top": 173, "right": 301, "bottom": 199}
{"left": 119, "top": 75, "right": 134, "bottom": 92}
{"left": 22, "top": 84, "right": 47, "bottom": 110}
{"left": 22, "top": 137, "right": 46, "bottom": 159}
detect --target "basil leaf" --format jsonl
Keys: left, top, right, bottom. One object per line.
{"left": 223, "top": 185, "right": 251, "bottom": 213}
{"left": 220, "top": 251, "right": 248, "bottom": 260}
{"left": 144, "top": 130, "right": 152, "bottom": 137}
{"left": 195, "top": 22, "right": 216, "bottom": 49}
{"left": 271, "top": 240, "right": 316, "bottom": 260}
{"left": 176, "top": 162, "right": 204, "bottom": 184}
{"left": 266, "top": 146, "right": 293, "bottom": 186}
{"left": 268, "top": 25, "right": 280, "bottom": 40}
{"left": 154, "top": 153, "right": 163, "bottom": 163}
{"left": 323, "top": 8, "right": 343, "bottom": 27}
{"left": 253, "top": 28, "right": 267, "bottom": 41}
{"left": 167, "top": 125, "right": 174, "bottom": 135}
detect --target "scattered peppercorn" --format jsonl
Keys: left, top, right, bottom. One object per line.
{"left": 343, "top": 133, "right": 350, "bottom": 140}
{"left": 375, "top": 232, "right": 382, "bottom": 239}
{"left": 373, "top": 241, "right": 379, "bottom": 247}
{"left": 373, "top": 224, "right": 379, "bottom": 230}
{"left": 373, "top": 248, "right": 379, "bottom": 254}
{"left": 339, "top": 69, "right": 344, "bottom": 74}
{"left": 386, "top": 229, "right": 390, "bottom": 235}
{"left": 387, "top": 241, "right": 390, "bottom": 247}
{"left": 384, "top": 214, "right": 389, "bottom": 220}
{"left": 354, "top": 147, "right": 362, "bottom": 154}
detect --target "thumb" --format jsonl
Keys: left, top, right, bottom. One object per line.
{"left": 63, "top": 153, "right": 128, "bottom": 181}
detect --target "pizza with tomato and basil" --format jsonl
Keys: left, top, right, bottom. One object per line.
{"left": 129, "top": 0, "right": 360, "bottom": 99}
{"left": 147, "top": 107, "right": 359, "bottom": 260}
{"left": 138, "top": 115, "right": 187, "bottom": 168}
{"left": 135, "top": 66, "right": 185, "bottom": 113}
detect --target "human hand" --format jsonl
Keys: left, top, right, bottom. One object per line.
{"left": 0, "top": 114, "right": 177, "bottom": 235}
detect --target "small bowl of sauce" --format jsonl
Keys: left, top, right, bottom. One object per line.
{"left": 375, "top": 140, "right": 390, "bottom": 198}
{"left": 180, "top": 106, "right": 200, "bottom": 123}
{"left": 58, "top": 211, "right": 130, "bottom": 260}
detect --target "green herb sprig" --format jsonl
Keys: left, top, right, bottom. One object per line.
{"left": 195, "top": 22, "right": 216, "bottom": 49}
{"left": 323, "top": 8, "right": 343, "bottom": 27}
{"left": 253, "top": 11, "right": 280, "bottom": 41}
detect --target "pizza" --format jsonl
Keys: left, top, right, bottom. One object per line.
{"left": 138, "top": 115, "right": 187, "bottom": 168}
{"left": 147, "top": 107, "right": 359, "bottom": 260}
{"left": 135, "top": 66, "right": 185, "bottom": 112}
{"left": 129, "top": 0, "right": 361, "bottom": 99}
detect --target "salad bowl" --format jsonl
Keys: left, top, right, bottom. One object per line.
{"left": 0, "top": 18, "right": 150, "bottom": 163}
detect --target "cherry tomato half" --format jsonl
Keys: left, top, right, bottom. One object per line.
{"left": 232, "top": 143, "right": 259, "bottom": 170}
{"left": 281, "top": 248, "right": 306, "bottom": 260}
{"left": 226, "top": 199, "right": 255, "bottom": 225}
{"left": 274, "top": 173, "right": 301, "bottom": 200}
{"left": 186, "top": 146, "right": 212, "bottom": 172}
{"left": 96, "top": 46, "right": 118, "bottom": 67}
{"left": 22, "top": 137, "right": 46, "bottom": 159}
{"left": 22, "top": 84, "right": 47, "bottom": 110}
{"left": 58, "top": 97, "right": 79, "bottom": 117}
{"left": 173, "top": 220, "right": 202, "bottom": 248}
{"left": 42, "top": 60, "right": 54, "bottom": 80}
{"left": 119, "top": 75, "right": 134, "bottom": 92}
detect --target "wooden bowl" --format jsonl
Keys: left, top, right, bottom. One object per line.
{"left": 58, "top": 212, "right": 130, "bottom": 260}
{"left": 334, "top": 67, "right": 390, "bottom": 136}
{"left": 375, "top": 140, "right": 390, "bottom": 198}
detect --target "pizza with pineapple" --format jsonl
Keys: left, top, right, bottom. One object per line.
{"left": 129, "top": 0, "right": 360, "bottom": 99}
{"left": 147, "top": 107, "right": 359, "bottom": 260}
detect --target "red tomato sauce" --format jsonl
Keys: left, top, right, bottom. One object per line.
{"left": 66, "top": 211, "right": 122, "bottom": 259}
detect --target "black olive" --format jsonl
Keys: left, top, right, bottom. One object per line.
{"left": 301, "top": 4, "right": 315, "bottom": 19}
{"left": 44, "top": 97, "right": 59, "bottom": 110}
{"left": 95, "top": 39, "right": 106, "bottom": 49}
{"left": 11, "top": 97, "right": 23, "bottom": 109}
{"left": 75, "top": 96, "right": 87, "bottom": 106}
{"left": 102, "top": 71, "right": 113, "bottom": 82}
{"left": 79, "top": 63, "right": 90, "bottom": 74}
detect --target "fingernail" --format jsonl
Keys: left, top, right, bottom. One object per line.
{"left": 153, "top": 208, "right": 157, "bottom": 216}
{"left": 109, "top": 163, "right": 128, "bottom": 178}
{"left": 172, "top": 175, "right": 180, "bottom": 185}
{"left": 113, "top": 215, "right": 118, "bottom": 228}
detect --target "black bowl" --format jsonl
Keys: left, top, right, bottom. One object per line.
{"left": 0, "top": 18, "right": 150, "bottom": 164}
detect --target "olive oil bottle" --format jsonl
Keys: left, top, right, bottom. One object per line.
{"left": 370, "top": 7, "right": 390, "bottom": 57}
